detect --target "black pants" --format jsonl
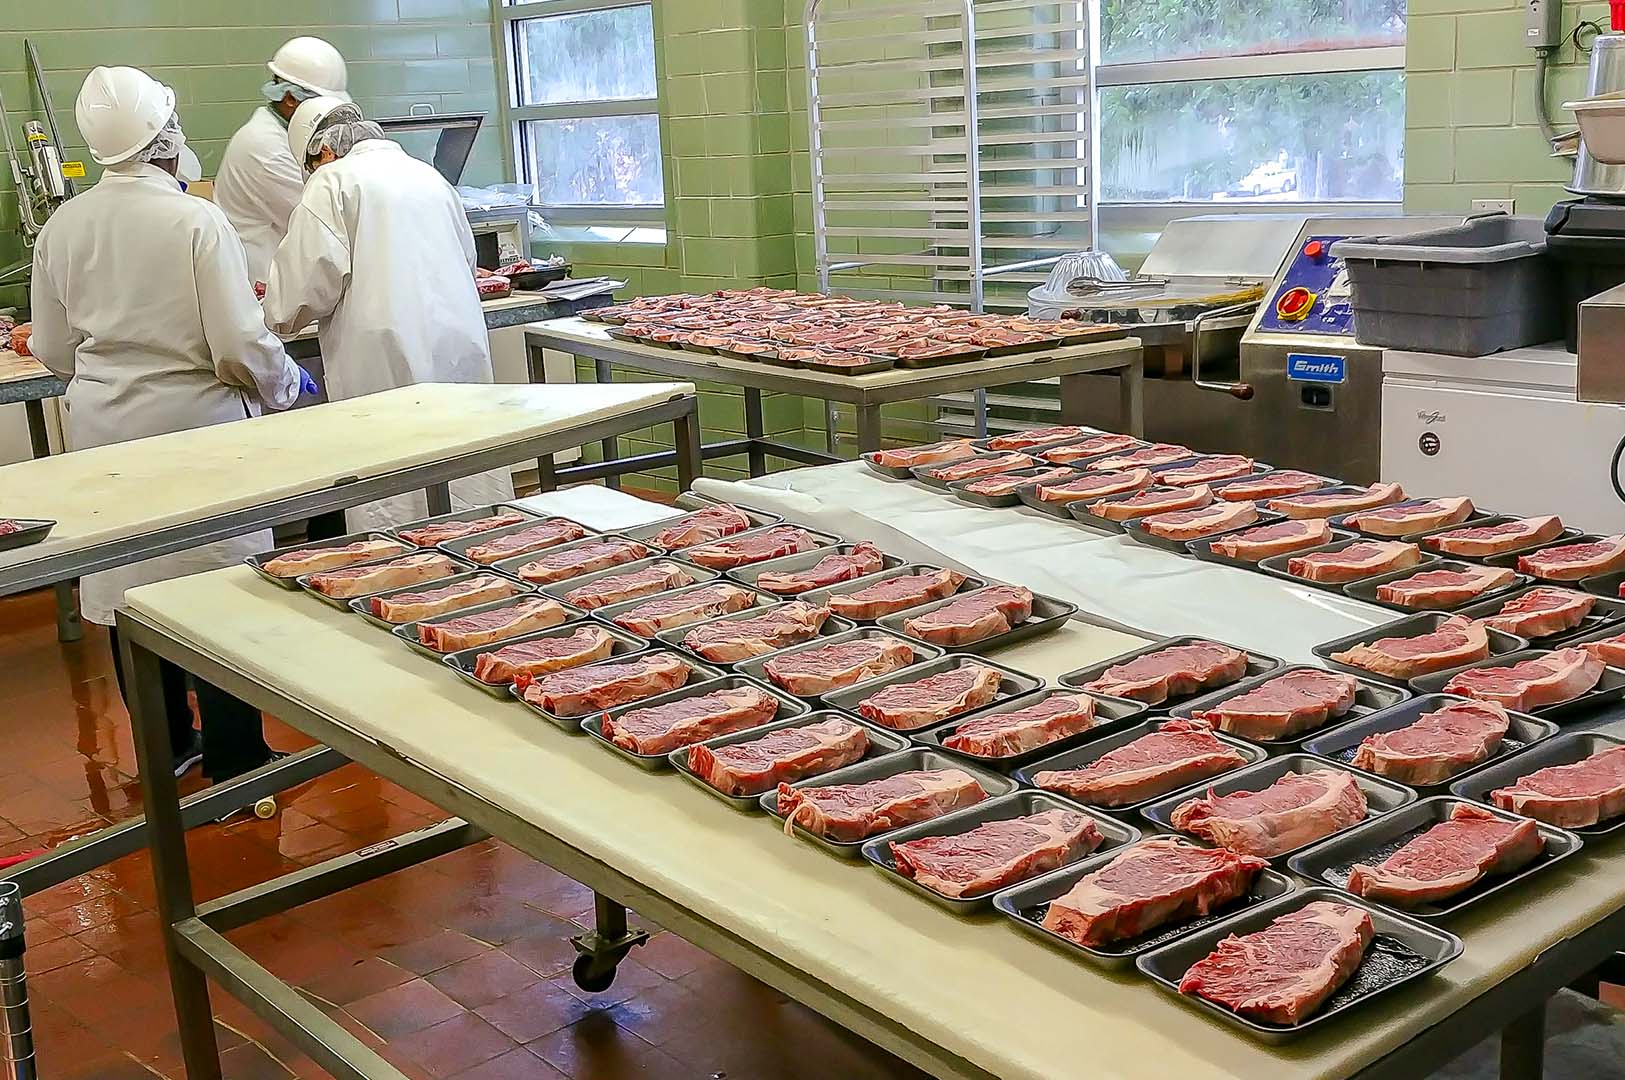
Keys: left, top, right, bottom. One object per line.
{"left": 107, "top": 626, "right": 272, "bottom": 783}
{"left": 305, "top": 510, "right": 350, "bottom": 542}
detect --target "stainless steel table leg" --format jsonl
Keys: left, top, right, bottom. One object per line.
{"left": 743, "top": 388, "right": 768, "bottom": 478}
{"left": 25, "top": 401, "right": 81, "bottom": 643}
{"left": 570, "top": 892, "right": 649, "bottom": 992}
{"left": 856, "top": 405, "right": 883, "bottom": 456}
{"left": 1120, "top": 357, "right": 1145, "bottom": 437}
{"left": 0, "top": 884, "right": 36, "bottom": 1080}
{"left": 119, "top": 629, "right": 222, "bottom": 1079}
{"left": 595, "top": 357, "right": 622, "bottom": 491}
{"left": 825, "top": 402, "right": 838, "bottom": 455}
{"left": 1500, "top": 1003, "right": 1546, "bottom": 1080}
{"left": 527, "top": 341, "right": 559, "bottom": 493}
{"left": 425, "top": 482, "right": 452, "bottom": 516}
{"left": 675, "top": 403, "right": 702, "bottom": 492}
{"left": 973, "top": 389, "right": 988, "bottom": 439}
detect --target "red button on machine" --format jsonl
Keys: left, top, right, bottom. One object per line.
{"left": 1304, "top": 240, "right": 1325, "bottom": 260}
{"left": 1276, "top": 286, "right": 1317, "bottom": 321}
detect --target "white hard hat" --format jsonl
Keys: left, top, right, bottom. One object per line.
{"left": 75, "top": 66, "right": 176, "bottom": 166}
{"left": 267, "top": 37, "right": 350, "bottom": 101}
{"left": 288, "top": 96, "right": 350, "bottom": 165}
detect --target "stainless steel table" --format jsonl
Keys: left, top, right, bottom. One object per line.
{"left": 524, "top": 317, "right": 1145, "bottom": 487}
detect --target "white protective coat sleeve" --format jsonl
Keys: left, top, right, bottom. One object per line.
{"left": 263, "top": 200, "right": 350, "bottom": 337}
{"left": 195, "top": 224, "right": 301, "bottom": 410}
{"left": 25, "top": 241, "right": 83, "bottom": 381}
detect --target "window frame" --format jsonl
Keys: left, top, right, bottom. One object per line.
{"left": 495, "top": 0, "right": 666, "bottom": 225}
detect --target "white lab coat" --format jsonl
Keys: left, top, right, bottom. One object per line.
{"left": 214, "top": 106, "right": 305, "bottom": 285}
{"left": 29, "top": 163, "right": 301, "bottom": 625}
{"left": 263, "top": 139, "right": 512, "bottom": 531}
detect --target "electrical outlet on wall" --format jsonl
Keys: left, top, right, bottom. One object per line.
{"left": 1471, "top": 198, "right": 1517, "bottom": 215}
{"left": 1526, "top": 0, "right": 1563, "bottom": 48}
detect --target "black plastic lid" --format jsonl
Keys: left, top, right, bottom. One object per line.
{"left": 1545, "top": 197, "right": 1625, "bottom": 239}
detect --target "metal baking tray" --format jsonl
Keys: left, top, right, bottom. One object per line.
{"left": 1327, "top": 500, "right": 1496, "bottom": 543}
{"left": 436, "top": 515, "right": 598, "bottom": 565}
{"left": 594, "top": 579, "right": 776, "bottom": 640}
{"left": 348, "top": 570, "right": 531, "bottom": 631}
{"left": 981, "top": 335, "right": 1065, "bottom": 358}
{"left": 1058, "top": 635, "right": 1283, "bottom": 714}
{"left": 669, "top": 524, "right": 846, "bottom": 573}
{"left": 1206, "top": 469, "right": 1338, "bottom": 502}
{"left": 654, "top": 602, "right": 856, "bottom": 668}
{"left": 536, "top": 555, "right": 720, "bottom": 609}
{"left": 1409, "top": 648, "right": 1625, "bottom": 721}
{"left": 0, "top": 519, "right": 54, "bottom": 553}
{"left": 1135, "top": 887, "right": 1463, "bottom": 1042}
{"left": 245, "top": 530, "right": 406, "bottom": 589}
{"left": 798, "top": 565, "right": 981, "bottom": 625}
{"left": 385, "top": 503, "right": 543, "bottom": 548}
{"left": 822, "top": 654, "right": 1044, "bottom": 733}
{"left": 1311, "top": 611, "right": 1529, "bottom": 687}
{"left": 758, "top": 748, "right": 1018, "bottom": 858}
{"left": 620, "top": 505, "right": 783, "bottom": 551}
{"left": 726, "top": 544, "right": 904, "bottom": 595}
{"left": 1287, "top": 796, "right": 1582, "bottom": 920}
{"left": 1170, "top": 665, "right": 1411, "bottom": 748}
{"left": 861, "top": 791, "right": 1139, "bottom": 913}
{"left": 1301, "top": 693, "right": 1559, "bottom": 795}
{"left": 487, "top": 533, "right": 657, "bottom": 587}
{"left": 295, "top": 552, "right": 475, "bottom": 610}
{"left": 1139, "top": 754, "right": 1416, "bottom": 866}
{"left": 443, "top": 620, "right": 649, "bottom": 698}
{"left": 1013, "top": 717, "right": 1267, "bottom": 816}
{"left": 1485, "top": 533, "right": 1621, "bottom": 581}
{"left": 1122, "top": 508, "right": 1287, "bottom": 557}
{"left": 1453, "top": 585, "right": 1625, "bottom": 650}
{"left": 669, "top": 710, "right": 911, "bottom": 811}
{"left": 734, "top": 626, "right": 944, "bottom": 705}
{"left": 581, "top": 674, "right": 807, "bottom": 770}
{"left": 1343, "top": 560, "right": 1530, "bottom": 614}
{"left": 1449, "top": 731, "right": 1625, "bottom": 837}
{"left": 948, "top": 466, "right": 1087, "bottom": 509}
{"left": 1582, "top": 570, "right": 1625, "bottom": 599}
{"left": 910, "top": 455, "right": 1039, "bottom": 492}
{"left": 1256, "top": 539, "right": 1438, "bottom": 595}
{"left": 861, "top": 445, "right": 985, "bottom": 481}
{"left": 994, "top": 840, "right": 1296, "bottom": 969}
{"left": 1415, "top": 515, "right": 1584, "bottom": 565}
{"left": 391, "top": 592, "right": 580, "bottom": 660}
{"left": 1188, "top": 527, "right": 1359, "bottom": 573}
{"left": 804, "top": 353, "right": 896, "bottom": 375}
{"left": 910, "top": 689, "right": 1148, "bottom": 774}
{"left": 893, "top": 345, "right": 991, "bottom": 369}
{"left": 875, "top": 587, "right": 1078, "bottom": 655}
{"left": 510, "top": 649, "right": 725, "bottom": 732}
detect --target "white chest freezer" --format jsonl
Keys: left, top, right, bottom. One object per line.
{"left": 1382, "top": 344, "right": 1625, "bottom": 534}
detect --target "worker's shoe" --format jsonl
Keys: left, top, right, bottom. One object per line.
{"left": 172, "top": 730, "right": 204, "bottom": 779}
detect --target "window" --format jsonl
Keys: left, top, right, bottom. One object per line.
{"left": 498, "top": 0, "right": 665, "bottom": 223}
{"left": 1094, "top": 0, "right": 1406, "bottom": 206}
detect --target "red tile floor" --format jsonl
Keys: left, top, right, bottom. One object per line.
{"left": 0, "top": 587, "right": 928, "bottom": 1079}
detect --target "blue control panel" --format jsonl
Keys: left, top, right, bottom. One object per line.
{"left": 1256, "top": 234, "right": 1358, "bottom": 337}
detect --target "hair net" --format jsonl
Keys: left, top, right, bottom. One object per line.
{"left": 133, "top": 111, "right": 186, "bottom": 164}
{"left": 261, "top": 78, "right": 318, "bottom": 105}
{"left": 307, "top": 102, "right": 384, "bottom": 164}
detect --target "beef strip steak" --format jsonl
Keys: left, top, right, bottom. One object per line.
{"left": 872, "top": 440, "right": 977, "bottom": 470}
{"left": 1208, "top": 519, "right": 1331, "bottom": 562}
{"left": 1426, "top": 516, "right": 1564, "bottom": 558}
{"left": 1141, "top": 501, "right": 1259, "bottom": 542}
{"left": 1286, "top": 540, "right": 1420, "bottom": 584}
{"left": 516, "top": 539, "right": 650, "bottom": 585}
{"left": 307, "top": 553, "right": 459, "bottom": 598}
{"left": 684, "top": 527, "right": 825, "bottom": 570}
{"left": 417, "top": 598, "right": 568, "bottom": 652}
{"left": 1170, "top": 770, "right": 1367, "bottom": 858}
{"left": 761, "top": 637, "right": 916, "bottom": 696}
{"left": 688, "top": 718, "right": 870, "bottom": 797}
{"left": 562, "top": 562, "right": 694, "bottom": 610}
{"left": 1087, "top": 443, "right": 1193, "bottom": 472}
{"left": 613, "top": 583, "right": 759, "bottom": 637}
{"left": 1086, "top": 485, "right": 1213, "bottom": 522}
{"left": 858, "top": 664, "right": 1004, "bottom": 730}
{"left": 370, "top": 574, "right": 518, "bottom": 623}
{"left": 986, "top": 424, "right": 1097, "bottom": 451}
{"left": 603, "top": 684, "right": 780, "bottom": 755}
{"left": 829, "top": 568, "right": 966, "bottom": 621}
{"left": 1157, "top": 455, "right": 1256, "bottom": 488}
{"left": 1375, "top": 566, "right": 1516, "bottom": 609}
{"left": 1443, "top": 648, "right": 1604, "bottom": 712}
{"left": 902, "top": 585, "right": 1034, "bottom": 646}
{"left": 1476, "top": 587, "right": 1593, "bottom": 639}
{"left": 1033, "top": 719, "right": 1248, "bottom": 807}
{"left": 1268, "top": 482, "right": 1405, "bottom": 520}
{"left": 522, "top": 652, "right": 691, "bottom": 716}
{"left": 922, "top": 452, "right": 1038, "bottom": 484}
{"left": 1330, "top": 615, "right": 1490, "bottom": 679}
{"left": 890, "top": 809, "right": 1103, "bottom": 899}
{"left": 1351, "top": 701, "right": 1511, "bottom": 786}
{"left": 263, "top": 538, "right": 408, "bottom": 577}
{"left": 962, "top": 466, "right": 1078, "bottom": 497}
{"left": 776, "top": 769, "right": 987, "bottom": 842}
{"left": 1581, "top": 630, "right": 1625, "bottom": 667}
{"left": 755, "top": 544, "right": 885, "bottom": 594}
{"left": 472, "top": 625, "right": 614, "bottom": 684}
{"left": 1035, "top": 469, "right": 1153, "bottom": 504}
{"left": 1083, "top": 642, "right": 1249, "bottom": 704}
{"left": 1192, "top": 670, "right": 1359, "bottom": 741}
{"left": 1491, "top": 743, "right": 1625, "bottom": 827}
{"left": 1346, "top": 497, "right": 1474, "bottom": 538}
{"left": 1214, "top": 471, "right": 1329, "bottom": 502}
{"left": 1347, "top": 803, "right": 1544, "bottom": 907}
{"left": 465, "top": 520, "right": 588, "bottom": 564}
{"left": 398, "top": 511, "right": 526, "bottom": 547}
{"left": 680, "top": 602, "right": 831, "bottom": 662}
{"left": 1040, "top": 433, "right": 1143, "bottom": 463}
{"left": 651, "top": 504, "right": 752, "bottom": 549}
{"left": 1519, "top": 535, "right": 1625, "bottom": 581}
{"left": 943, "top": 694, "right": 1096, "bottom": 758}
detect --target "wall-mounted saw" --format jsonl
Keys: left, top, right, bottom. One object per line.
{"left": 0, "top": 40, "right": 81, "bottom": 286}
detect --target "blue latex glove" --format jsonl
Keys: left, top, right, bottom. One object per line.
{"left": 296, "top": 365, "right": 319, "bottom": 397}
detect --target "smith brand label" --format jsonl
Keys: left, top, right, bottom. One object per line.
{"left": 1285, "top": 353, "right": 1347, "bottom": 384}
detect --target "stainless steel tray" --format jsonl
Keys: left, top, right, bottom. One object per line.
{"left": 734, "top": 626, "right": 943, "bottom": 704}
{"left": 909, "top": 688, "right": 1148, "bottom": 774}
{"left": 875, "top": 587, "right": 1078, "bottom": 655}
{"left": 1170, "top": 665, "right": 1411, "bottom": 748}
{"left": 436, "top": 515, "right": 598, "bottom": 565}
{"left": 1311, "top": 611, "right": 1529, "bottom": 687}
{"left": 385, "top": 503, "right": 542, "bottom": 548}
{"left": 1408, "top": 649, "right": 1625, "bottom": 721}
{"left": 347, "top": 570, "right": 530, "bottom": 631}
{"left": 1058, "top": 635, "right": 1282, "bottom": 713}
{"left": 1453, "top": 584, "right": 1625, "bottom": 649}
{"left": 245, "top": 530, "right": 406, "bottom": 589}
{"left": 821, "top": 654, "right": 1045, "bottom": 734}
{"left": 799, "top": 564, "right": 981, "bottom": 623}
{"left": 654, "top": 602, "right": 857, "bottom": 668}
{"left": 536, "top": 555, "right": 720, "bottom": 610}
{"left": 510, "top": 649, "right": 724, "bottom": 731}
{"left": 594, "top": 579, "right": 775, "bottom": 639}
{"left": 1344, "top": 560, "right": 1531, "bottom": 614}
{"left": 726, "top": 544, "right": 903, "bottom": 595}
{"left": 620, "top": 504, "right": 782, "bottom": 551}
{"left": 0, "top": 519, "right": 54, "bottom": 553}
{"left": 1449, "top": 731, "right": 1625, "bottom": 837}
{"left": 581, "top": 674, "right": 806, "bottom": 770}
{"left": 1256, "top": 539, "right": 1437, "bottom": 595}
{"left": 487, "top": 533, "right": 656, "bottom": 587}
{"left": 294, "top": 552, "right": 475, "bottom": 610}
{"left": 1582, "top": 570, "right": 1625, "bottom": 599}
{"left": 391, "top": 593, "right": 578, "bottom": 660}
{"left": 669, "top": 711, "right": 911, "bottom": 811}
{"left": 443, "top": 620, "right": 648, "bottom": 698}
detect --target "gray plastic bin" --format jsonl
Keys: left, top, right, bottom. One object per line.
{"left": 1331, "top": 216, "right": 1558, "bottom": 357}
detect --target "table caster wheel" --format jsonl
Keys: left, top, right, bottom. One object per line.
{"left": 253, "top": 797, "right": 277, "bottom": 819}
{"left": 572, "top": 954, "right": 616, "bottom": 993}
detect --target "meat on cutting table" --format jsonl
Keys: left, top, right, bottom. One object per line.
{"left": 368, "top": 574, "right": 519, "bottom": 624}
{"left": 1581, "top": 629, "right": 1625, "bottom": 666}
{"left": 263, "top": 538, "right": 408, "bottom": 577}
{"left": 1376, "top": 566, "right": 1517, "bottom": 609}
{"left": 306, "top": 553, "right": 459, "bottom": 598}
{"left": 986, "top": 424, "right": 1098, "bottom": 451}
{"left": 1087, "top": 443, "right": 1194, "bottom": 472}
{"left": 1352, "top": 700, "right": 1511, "bottom": 786}
{"left": 902, "top": 585, "right": 1033, "bottom": 647}
{"left": 684, "top": 526, "right": 825, "bottom": 570}
{"left": 1178, "top": 900, "right": 1373, "bottom": 1025}
{"left": 1192, "top": 669, "right": 1359, "bottom": 741}
{"left": 562, "top": 561, "right": 695, "bottom": 610}
{"left": 515, "top": 539, "right": 651, "bottom": 585}
{"left": 1141, "top": 500, "right": 1259, "bottom": 541}
{"left": 961, "top": 466, "right": 1079, "bottom": 497}
{"left": 890, "top": 809, "right": 1103, "bottom": 898}
{"left": 1083, "top": 642, "right": 1249, "bottom": 704}
{"left": 1170, "top": 770, "right": 1367, "bottom": 858}
{"left": 857, "top": 663, "right": 1004, "bottom": 730}
{"left": 1086, "top": 485, "right": 1212, "bottom": 522}
{"left": 1208, "top": 519, "right": 1332, "bottom": 562}
{"left": 871, "top": 440, "right": 978, "bottom": 470}
{"left": 613, "top": 583, "right": 759, "bottom": 636}
{"left": 688, "top": 717, "right": 870, "bottom": 796}
{"left": 943, "top": 693, "right": 1096, "bottom": 758}
{"left": 522, "top": 652, "right": 691, "bottom": 716}
{"left": 464, "top": 519, "right": 589, "bottom": 564}
{"left": 1268, "top": 482, "right": 1406, "bottom": 520}
{"left": 828, "top": 568, "right": 966, "bottom": 620}
{"left": 1041, "top": 838, "right": 1267, "bottom": 947}
{"left": 1476, "top": 587, "right": 1593, "bottom": 639}
{"left": 397, "top": 512, "right": 528, "bottom": 548}
{"left": 603, "top": 683, "right": 780, "bottom": 755}
{"left": 1491, "top": 743, "right": 1625, "bottom": 827}
{"left": 680, "top": 602, "right": 831, "bottom": 662}
{"left": 1034, "top": 468, "right": 1153, "bottom": 504}
{"left": 1213, "top": 471, "right": 1329, "bottom": 502}
{"left": 1443, "top": 648, "right": 1604, "bottom": 712}
{"left": 1329, "top": 615, "right": 1490, "bottom": 680}
{"left": 418, "top": 597, "right": 569, "bottom": 652}
{"left": 650, "top": 504, "right": 753, "bottom": 549}
{"left": 1347, "top": 803, "right": 1543, "bottom": 907}
{"left": 920, "top": 452, "right": 1038, "bottom": 484}
{"left": 1039, "top": 432, "right": 1143, "bottom": 464}
{"left": 1157, "top": 455, "right": 1256, "bottom": 488}
{"left": 755, "top": 543, "right": 885, "bottom": 594}
{"left": 1518, "top": 535, "right": 1625, "bottom": 581}
{"left": 1345, "top": 497, "right": 1475, "bottom": 538}
{"left": 472, "top": 624, "right": 615, "bottom": 684}
{"left": 777, "top": 768, "right": 988, "bottom": 842}
{"left": 1426, "top": 516, "right": 1565, "bottom": 558}
{"left": 1033, "top": 719, "right": 1248, "bottom": 807}
{"left": 1286, "top": 540, "right": 1420, "bottom": 584}
{"left": 762, "top": 637, "right": 916, "bottom": 695}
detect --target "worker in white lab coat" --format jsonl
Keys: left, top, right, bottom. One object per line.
{"left": 30, "top": 67, "right": 314, "bottom": 782}
{"left": 214, "top": 37, "right": 349, "bottom": 285}
{"left": 263, "top": 97, "right": 514, "bottom": 531}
